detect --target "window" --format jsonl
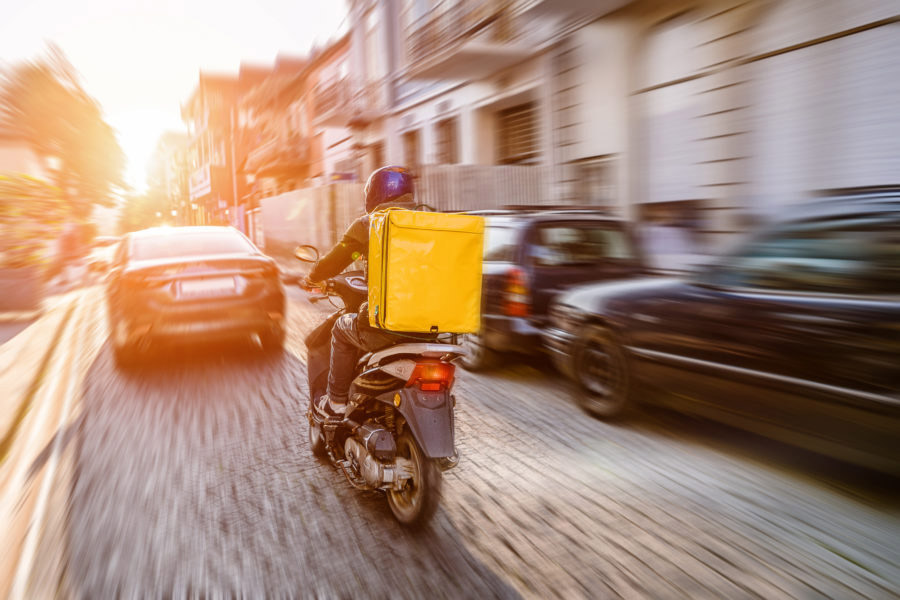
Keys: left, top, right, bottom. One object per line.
{"left": 716, "top": 218, "right": 898, "bottom": 294}
{"left": 871, "top": 228, "right": 900, "bottom": 294}
{"left": 483, "top": 225, "right": 519, "bottom": 262}
{"left": 131, "top": 230, "right": 254, "bottom": 261}
{"left": 531, "top": 224, "right": 634, "bottom": 267}
{"left": 576, "top": 158, "right": 616, "bottom": 205}
{"left": 403, "top": 130, "right": 420, "bottom": 172}
{"left": 435, "top": 117, "right": 458, "bottom": 164}
{"left": 365, "top": 9, "right": 384, "bottom": 82}
{"left": 497, "top": 102, "right": 538, "bottom": 164}
{"left": 372, "top": 142, "right": 384, "bottom": 170}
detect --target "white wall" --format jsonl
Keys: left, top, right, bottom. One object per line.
{"left": 0, "top": 142, "right": 45, "bottom": 178}
{"left": 749, "top": 19, "right": 900, "bottom": 214}
{"left": 320, "top": 127, "right": 354, "bottom": 176}
{"left": 572, "top": 20, "right": 631, "bottom": 159}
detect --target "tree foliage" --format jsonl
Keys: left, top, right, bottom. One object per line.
{"left": 0, "top": 47, "right": 126, "bottom": 219}
{"left": 0, "top": 174, "right": 66, "bottom": 267}
{"left": 117, "top": 190, "right": 168, "bottom": 234}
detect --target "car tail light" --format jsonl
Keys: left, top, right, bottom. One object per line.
{"left": 502, "top": 267, "right": 530, "bottom": 317}
{"left": 122, "top": 272, "right": 171, "bottom": 295}
{"left": 406, "top": 360, "right": 455, "bottom": 391}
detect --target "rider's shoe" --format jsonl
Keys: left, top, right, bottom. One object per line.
{"left": 315, "top": 394, "right": 347, "bottom": 419}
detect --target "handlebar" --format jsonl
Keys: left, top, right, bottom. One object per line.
{"left": 298, "top": 271, "right": 367, "bottom": 308}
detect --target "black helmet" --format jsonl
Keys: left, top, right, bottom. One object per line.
{"left": 364, "top": 166, "right": 414, "bottom": 213}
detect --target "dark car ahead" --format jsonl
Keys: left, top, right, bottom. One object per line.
{"left": 459, "top": 209, "right": 646, "bottom": 370}
{"left": 106, "top": 226, "right": 285, "bottom": 366}
{"left": 544, "top": 191, "right": 900, "bottom": 473}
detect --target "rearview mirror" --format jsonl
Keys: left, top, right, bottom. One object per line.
{"left": 294, "top": 245, "right": 319, "bottom": 263}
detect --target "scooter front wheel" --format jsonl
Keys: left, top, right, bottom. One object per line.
{"left": 308, "top": 413, "right": 327, "bottom": 457}
{"left": 387, "top": 431, "right": 442, "bottom": 527}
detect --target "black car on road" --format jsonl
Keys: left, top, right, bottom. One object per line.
{"left": 106, "top": 226, "right": 285, "bottom": 366}
{"left": 460, "top": 209, "right": 646, "bottom": 370}
{"left": 544, "top": 191, "right": 900, "bottom": 474}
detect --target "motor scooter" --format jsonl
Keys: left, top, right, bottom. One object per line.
{"left": 295, "top": 245, "right": 462, "bottom": 526}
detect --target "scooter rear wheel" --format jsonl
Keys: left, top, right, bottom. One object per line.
{"left": 308, "top": 414, "right": 327, "bottom": 457}
{"left": 387, "top": 431, "right": 442, "bottom": 527}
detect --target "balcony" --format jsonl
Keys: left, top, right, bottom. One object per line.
{"left": 313, "top": 78, "right": 382, "bottom": 129}
{"left": 244, "top": 133, "right": 310, "bottom": 178}
{"left": 405, "top": 0, "right": 535, "bottom": 80}
{"left": 516, "top": 0, "right": 627, "bottom": 18}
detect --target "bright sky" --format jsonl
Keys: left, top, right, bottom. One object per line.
{"left": 0, "top": 0, "right": 347, "bottom": 191}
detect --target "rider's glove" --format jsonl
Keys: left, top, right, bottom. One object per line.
{"left": 301, "top": 276, "right": 323, "bottom": 292}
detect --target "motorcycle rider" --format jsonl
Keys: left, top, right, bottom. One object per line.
{"left": 303, "top": 166, "right": 416, "bottom": 418}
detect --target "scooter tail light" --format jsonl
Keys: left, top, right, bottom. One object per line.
{"left": 406, "top": 360, "right": 455, "bottom": 391}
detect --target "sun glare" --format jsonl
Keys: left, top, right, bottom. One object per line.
{"left": 109, "top": 108, "right": 181, "bottom": 192}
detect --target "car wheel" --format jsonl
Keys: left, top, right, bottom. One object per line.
{"left": 459, "top": 331, "right": 498, "bottom": 371}
{"left": 572, "top": 324, "right": 631, "bottom": 419}
{"left": 111, "top": 317, "right": 139, "bottom": 368}
{"left": 260, "top": 323, "right": 285, "bottom": 353}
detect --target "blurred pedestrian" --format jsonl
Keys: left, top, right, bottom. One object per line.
{"left": 49, "top": 223, "right": 85, "bottom": 289}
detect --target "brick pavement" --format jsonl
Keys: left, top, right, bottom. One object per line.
{"left": 23, "top": 290, "right": 900, "bottom": 598}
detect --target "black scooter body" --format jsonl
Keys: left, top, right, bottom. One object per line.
{"left": 375, "top": 388, "right": 455, "bottom": 459}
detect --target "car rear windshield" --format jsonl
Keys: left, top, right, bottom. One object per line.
{"left": 532, "top": 224, "right": 634, "bottom": 266}
{"left": 131, "top": 231, "right": 255, "bottom": 261}
{"left": 483, "top": 225, "right": 520, "bottom": 262}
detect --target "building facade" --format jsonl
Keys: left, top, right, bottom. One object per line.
{"left": 182, "top": 68, "right": 272, "bottom": 230}
{"left": 334, "top": 0, "right": 897, "bottom": 264}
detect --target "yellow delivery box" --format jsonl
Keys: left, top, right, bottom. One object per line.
{"left": 369, "top": 210, "right": 484, "bottom": 333}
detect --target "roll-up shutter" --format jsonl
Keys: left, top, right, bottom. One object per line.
{"left": 750, "top": 23, "right": 900, "bottom": 214}
{"left": 639, "top": 13, "right": 701, "bottom": 204}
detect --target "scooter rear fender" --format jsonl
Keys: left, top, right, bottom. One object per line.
{"left": 376, "top": 388, "right": 454, "bottom": 459}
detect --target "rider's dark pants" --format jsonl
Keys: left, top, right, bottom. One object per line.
{"left": 327, "top": 312, "right": 397, "bottom": 403}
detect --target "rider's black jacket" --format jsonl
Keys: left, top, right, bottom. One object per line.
{"left": 308, "top": 215, "right": 369, "bottom": 283}
{"left": 309, "top": 202, "right": 417, "bottom": 283}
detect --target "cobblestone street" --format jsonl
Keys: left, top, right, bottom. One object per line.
{"left": 6, "top": 289, "right": 900, "bottom": 598}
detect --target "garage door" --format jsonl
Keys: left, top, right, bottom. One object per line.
{"left": 750, "top": 22, "right": 900, "bottom": 214}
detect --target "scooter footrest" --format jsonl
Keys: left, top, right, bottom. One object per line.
{"left": 336, "top": 460, "right": 370, "bottom": 490}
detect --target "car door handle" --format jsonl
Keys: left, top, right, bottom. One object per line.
{"left": 775, "top": 313, "right": 844, "bottom": 325}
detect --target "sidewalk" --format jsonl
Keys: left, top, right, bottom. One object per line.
{"left": 0, "top": 321, "right": 37, "bottom": 346}
{"left": 0, "top": 307, "right": 44, "bottom": 345}
{"left": 0, "top": 278, "right": 90, "bottom": 328}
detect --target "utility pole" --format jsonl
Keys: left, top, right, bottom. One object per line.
{"left": 230, "top": 105, "right": 239, "bottom": 231}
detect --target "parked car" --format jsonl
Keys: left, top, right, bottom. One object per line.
{"left": 106, "top": 226, "right": 285, "bottom": 366}
{"left": 544, "top": 191, "right": 900, "bottom": 473}
{"left": 459, "top": 209, "right": 647, "bottom": 370}
{"left": 86, "top": 235, "right": 120, "bottom": 282}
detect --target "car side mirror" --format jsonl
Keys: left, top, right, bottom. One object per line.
{"left": 104, "top": 266, "right": 121, "bottom": 283}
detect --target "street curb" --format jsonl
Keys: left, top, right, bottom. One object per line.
{"left": 0, "top": 303, "right": 74, "bottom": 464}
{"left": 8, "top": 300, "right": 86, "bottom": 600}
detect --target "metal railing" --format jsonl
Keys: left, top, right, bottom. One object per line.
{"left": 406, "top": 0, "right": 517, "bottom": 67}
{"left": 314, "top": 77, "right": 384, "bottom": 127}
{"left": 416, "top": 164, "right": 552, "bottom": 211}
{"left": 314, "top": 78, "right": 353, "bottom": 119}
{"left": 245, "top": 132, "right": 308, "bottom": 174}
